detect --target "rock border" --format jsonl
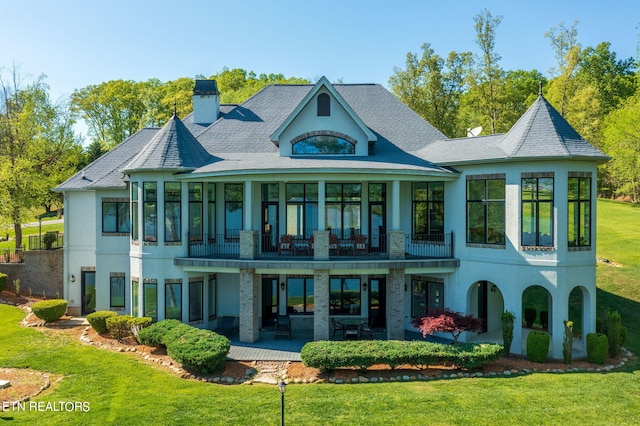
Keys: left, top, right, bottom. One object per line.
{"left": 0, "top": 368, "right": 52, "bottom": 405}
{"left": 78, "top": 325, "right": 633, "bottom": 386}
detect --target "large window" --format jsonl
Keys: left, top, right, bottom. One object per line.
{"left": 208, "top": 276, "right": 217, "bottom": 320}
{"left": 132, "top": 279, "right": 139, "bottom": 317}
{"left": 466, "top": 176, "right": 505, "bottom": 245}
{"left": 287, "top": 277, "right": 314, "bottom": 314}
{"left": 131, "top": 183, "right": 139, "bottom": 241}
{"left": 326, "top": 183, "right": 361, "bottom": 238}
{"left": 224, "top": 184, "right": 243, "bottom": 239}
{"left": 329, "top": 277, "right": 361, "bottom": 315}
{"left": 189, "top": 280, "right": 204, "bottom": 322}
{"left": 521, "top": 175, "right": 554, "bottom": 247}
{"left": 103, "top": 200, "right": 130, "bottom": 234}
{"left": 412, "top": 182, "right": 444, "bottom": 239}
{"left": 189, "top": 183, "right": 203, "bottom": 241}
{"left": 286, "top": 183, "right": 318, "bottom": 236}
{"left": 164, "top": 182, "right": 181, "bottom": 242}
{"left": 568, "top": 174, "right": 591, "bottom": 247}
{"left": 110, "top": 274, "right": 125, "bottom": 308}
{"left": 411, "top": 277, "right": 444, "bottom": 318}
{"left": 292, "top": 135, "right": 355, "bottom": 155}
{"left": 165, "top": 281, "right": 182, "bottom": 321}
{"left": 143, "top": 280, "right": 158, "bottom": 322}
{"left": 143, "top": 182, "right": 157, "bottom": 242}
{"left": 207, "top": 183, "right": 216, "bottom": 239}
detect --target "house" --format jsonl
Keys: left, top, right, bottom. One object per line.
{"left": 55, "top": 77, "right": 608, "bottom": 358}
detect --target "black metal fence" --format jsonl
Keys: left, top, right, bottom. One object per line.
{"left": 28, "top": 232, "right": 64, "bottom": 251}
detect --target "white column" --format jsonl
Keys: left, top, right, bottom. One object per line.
{"left": 318, "top": 180, "right": 325, "bottom": 231}
{"left": 244, "top": 181, "right": 252, "bottom": 230}
{"left": 391, "top": 180, "right": 400, "bottom": 230}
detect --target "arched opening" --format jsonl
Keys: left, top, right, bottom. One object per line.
{"left": 522, "top": 285, "right": 552, "bottom": 331}
{"left": 467, "top": 280, "right": 504, "bottom": 342}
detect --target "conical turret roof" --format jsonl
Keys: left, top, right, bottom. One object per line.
{"left": 498, "top": 95, "right": 608, "bottom": 160}
{"left": 122, "top": 114, "right": 214, "bottom": 173}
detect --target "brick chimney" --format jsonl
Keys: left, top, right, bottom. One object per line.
{"left": 192, "top": 80, "right": 220, "bottom": 124}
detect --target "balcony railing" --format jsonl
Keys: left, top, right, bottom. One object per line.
{"left": 405, "top": 233, "right": 453, "bottom": 258}
{"left": 188, "top": 234, "right": 240, "bottom": 258}
{"left": 186, "top": 231, "right": 453, "bottom": 260}
{"left": 28, "top": 232, "right": 64, "bottom": 250}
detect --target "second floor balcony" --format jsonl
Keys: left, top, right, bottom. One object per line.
{"left": 187, "top": 230, "right": 454, "bottom": 262}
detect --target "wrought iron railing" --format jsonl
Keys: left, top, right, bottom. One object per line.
{"left": 188, "top": 233, "right": 240, "bottom": 258}
{"left": 28, "top": 232, "right": 64, "bottom": 250}
{"left": 405, "top": 232, "right": 453, "bottom": 258}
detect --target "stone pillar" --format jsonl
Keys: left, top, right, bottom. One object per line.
{"left": 314, "top": 231, "right": 329, "bottom": 261}
{"left": 388, "top": 230, "right": 405, "bottom": 260}
{"left": 239, "top": 230, "right": 257, "bottom": 259}
{"left": 387, "top": 268, "right": 405, "bottom": 340}
{"left": 239, "top": 268, "right": 259, "bottom": 342}
{"left": 313, "top": 269, "right": 330, "bottom": 340}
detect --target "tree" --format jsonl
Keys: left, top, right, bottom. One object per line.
{"left": 469, "top": 9, "right": 505, "bottom": 134}
{"left": 389, "top": 43, "right": 471, "bottom": 137}
{"left": 545, "top": 21, "right": 581, "bottom": 117}
{"left": 71, "top": 79, "right": 147, "bottom": 150}
{"left": 411, "top": 308, "right": 484, "bottom": 344}
{"left": 0, "top": 67, "right": 80, "bottom": 248}
{"left": 600, "top": 93, "right": 640, "bottom": 202}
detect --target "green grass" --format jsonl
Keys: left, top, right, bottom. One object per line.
{"left": 0, "top": 199, "right": 639, "bottom": 425}
{"left": 0, "top": 303, "right": 638, "bottom": 425}
{"left": 0, "top": 217, "right": 63, "bottom": 250}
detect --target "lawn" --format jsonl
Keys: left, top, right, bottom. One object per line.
{"left": 1, "top": 200, "right": 639, "bottom": 425}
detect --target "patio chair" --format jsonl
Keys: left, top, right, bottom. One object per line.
{"left": 274, "top": 315, "right": 291, "bottom": 339}
{"left": 218, "top": 316, "right": 238, "bottom": 337}
{"left": 361, "top": 322, "right": 375, "bottom": 339}
{"left": 331, "top": 318, "right": 345, "bottom": 338}
{"left": 354, "top": 234, "right": 368, "bottom": 256}
{"left": 277, "top": 234, "right": 294, "bottom": 256}
{"left": 329, "top": 234, "right": 339, "bottom": 256}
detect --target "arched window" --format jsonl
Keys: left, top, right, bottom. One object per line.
{"left": 317, "top": 93, "right": 330, "bottom": 116}
{"left": 292, "top": 135, "right": 355, "bottom": 155}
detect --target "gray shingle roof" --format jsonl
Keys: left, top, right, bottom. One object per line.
{"left": 418, "top": 95, "right": 609, "bottom": 165}
{"left": 121, "top": 114, "right": 215, "bottom": 173}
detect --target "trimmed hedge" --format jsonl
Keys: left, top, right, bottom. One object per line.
{"left": 526, "top": 330, "right": 549, "bottom": 363}
{"left": 106, "top": 315, "right": 152, "bottom": 340}
{"left": 138, "top": 320, "right": 230, "bottom": 374}
{"left": 587, "top": 333, "right": 609, "bottom": 365}
{"left": 0, "top": 273, "right": 7, "bottom": 292}
{"left": 300, "top": 340, "right": 503, "bottom": 372}
{"left": 87, "top": 311, "right": 119, "bottom": 334}
{"left": 31, "top": 299, "right": 68, "bottom": 322}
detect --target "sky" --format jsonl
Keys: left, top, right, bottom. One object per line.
{"left": 1, "top": 0, "right": 639, "bottom": 103}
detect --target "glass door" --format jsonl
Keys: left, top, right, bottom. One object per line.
{"left": 369, "top": 183, "right": 386, "bottom": 253}
{"left": 368, "top": 278, "right": 386, "bottom": 328}
{"left": 262, "top": 203, "right": 279, "bottom": 252}
{"left": 81, "top": 271, "right": 96, "bottom": 315}
{"left": 262, "top": 277, "right": 279, "bottom": 328}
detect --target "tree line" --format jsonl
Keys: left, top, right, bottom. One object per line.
{"left": 1, "top": 9, "right": 639, "bottom": 249}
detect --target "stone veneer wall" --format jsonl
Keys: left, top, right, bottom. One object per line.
{"left": 0, "top": 251, "right": 63, "bottom": 297}
{"left": 388, "top": 231, "right": 405, "bottom": 260}
{"left": 239, "top": 268, "right": 259, "bottom": 342}
{"left": 387, "top": 268, "right": 405, "bottom": 340}
{"left": 313, "top": 269, "right": 329, "bottom": 340}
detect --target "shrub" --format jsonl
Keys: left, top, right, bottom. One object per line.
{"left": 138, "top": 320, "right": 230, "bottom": 374}
{"left": 31, "top": 299, "right": 68, "bottom": 322}
{"left": 606, "top": 311, "right": 623, "bottom": 357}
{"left": 87, "top": 311, "right": 118, "bottom": 334}
{"left": 43, "top": 232, "right": 58, "bottom": 249}
{"left": 524, "top": 307, "right": 537, "bottom": 328}
{"left": 106, "top": 315, "right": 153, "bottom": 340}
{"left": 539, "top": 310, "right": 549, "bottom": 330}
{"left": 586, "top": 333, "right": 609, "bottom": 364}
{"left": 0, "top": 273, "right": 7, "bottom": 292}
{"left": 501, "top": 311, "right": 515, "bottom": 356}
{"left": 13, "top": 278, "right": 20, "bottom": 296}
{"left": 526, "top": 330, "right": 549, "bottom": 363}
{"left": 563, "top": 320, "right": 573, "bottom": 364}
{"left": 300, "top": 340, "right": 502, "bottom": 372}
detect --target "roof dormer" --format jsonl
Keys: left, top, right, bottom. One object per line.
{"left": 270, "top": 77, "right": 377, "bottom": 157}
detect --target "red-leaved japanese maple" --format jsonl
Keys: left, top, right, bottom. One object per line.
{"left": 412, "top": 308, "right": 484, "bottom": 344}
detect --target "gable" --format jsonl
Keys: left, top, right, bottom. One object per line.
{"left": 271, "top": 77, "right": 376, "bottom": 157}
